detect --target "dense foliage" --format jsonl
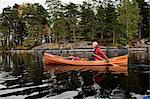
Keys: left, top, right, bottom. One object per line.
{"left": 0, "top": 3, "right": 49, "bottom": 49}
{"left": 0, "top": 0, "right": 149, "bottom": 49}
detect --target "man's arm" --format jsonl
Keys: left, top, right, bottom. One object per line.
{"left": 97, "top": 48, "right": 109, "bottom": 60}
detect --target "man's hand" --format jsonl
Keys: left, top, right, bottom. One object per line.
{"left": 105, "top": 60, "right": 110, "bottom": 62}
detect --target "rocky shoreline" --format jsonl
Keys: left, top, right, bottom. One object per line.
{"left": 0, "top": 47, "right": 149, "bottom": 54}
{"left": 0, "top": 41, "right": 150, "bottom": 53}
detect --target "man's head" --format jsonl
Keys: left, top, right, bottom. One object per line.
{"left": 92, "top": 41, "right": 98, "bottom": 48}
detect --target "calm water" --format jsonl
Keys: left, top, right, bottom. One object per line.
{"left": 0, "top": 50, "right": 149, "bottom": 99}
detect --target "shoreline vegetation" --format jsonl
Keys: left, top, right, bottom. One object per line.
{"left": 0, "top": 0, "right": 149, "bottom": 51}
{"left": 0, "top": 40, "right": 150, "bottom": 53}
{"left": 0, "top": 44, "right": 149, "bottom": 53}
{"left": 0, "top": 38, "right": 149, "bottom": 51}
{"left": 0, "top": 40, "right": 149, "bottom": 54}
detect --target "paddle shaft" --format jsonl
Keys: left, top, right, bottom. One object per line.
{"left": 93, "top": 54, "right": 119, "bottom": 67}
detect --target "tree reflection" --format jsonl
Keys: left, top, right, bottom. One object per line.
{"left": 1, "top": 52, "right": 12, "bottom": 72}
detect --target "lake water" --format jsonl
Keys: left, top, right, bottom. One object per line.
{"left": 0, "top": 50, "right": 149, "bottom": 99}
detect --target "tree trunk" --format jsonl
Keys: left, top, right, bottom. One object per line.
{"left": 8, "top": 25, "right": 11, "bottom": 49}
{"left": 91, "top": 27, "right": 94, "bottom": 40}
{"left": 113, "top": 27, "right": 115, "bottom": 46}
{"left": 149, "top": 22, "right": 150, "bottom": 42}
{"left": 55, "top": 33, "right": 58, "bottom": 44}
{"left": 63, "top": 34, "right": 66, "bottom": 44}
{"left": 138, "top": 24, "right": 142, "bottom": 39}
{"left": 49, "top": 33, "right": 51, "bottom": 43}
{"left": 3, "top": 37, "right": 7, "bottom": 48}
{"left": 73, "top": 27, "right": 76, "bottom": 45}
{"left": 101, "top": 32, "right": 103, "bottom": 39}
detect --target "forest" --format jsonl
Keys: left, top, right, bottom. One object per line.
{"left": 0, "top": 0, "right": 149, "bottom": 49}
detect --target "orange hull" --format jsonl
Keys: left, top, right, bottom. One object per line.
{"left": 44, "top": 53, "right": 127, "bottom": 66}
{"left": 44, "top": 53, "right": 128, "bottom": 74}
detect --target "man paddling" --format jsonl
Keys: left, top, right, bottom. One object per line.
{"left": 92, "top": 41, "right": 110, "bottom": 62}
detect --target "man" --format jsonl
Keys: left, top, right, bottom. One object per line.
{"left": 92, "top": 41, "right": 110, "bottom": 62}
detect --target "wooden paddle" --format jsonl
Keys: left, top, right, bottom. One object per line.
{"left": 93, "top": 54, "right": 120, "bottom": 67}
{"left": 93, "top": 54, "right": 128, "bottom": 73}
{"left": 92, "top": 54, "right": 127, "bottom": 74}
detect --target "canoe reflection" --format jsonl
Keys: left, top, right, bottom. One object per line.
{"left": 44, "top": 64, "right": 128, "bottom": 74}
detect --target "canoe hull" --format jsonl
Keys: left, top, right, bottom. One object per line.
{"left": 44, "top": 53, "right": 128, "bottom": 74}
{"left": 44, "top": 53, "right": 127, "bottom": 66}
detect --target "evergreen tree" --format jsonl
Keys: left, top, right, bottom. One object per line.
{"left": 53, "top": 12, "right": 69, "bottom": 44}
{"left": 22, "top": 3, "right": 49, "bottom": 47}
{"left": 105, "top": 2, "right": 118, "bottom": 45}
{"left": 79, "top": 1, "right": 95, "bottom": 41}
{"left": 96, "top": 4, "right": 106, "bottom": 40}
{"left": 0, "top": 7, "right": 13, "bottom": 48}
{"left": 136, "top": 0, "right": 150, "bottom": 39}
{"left": 64, "top": 3, "right": 79, "bottom": 43}
{"left": 46, "top": 0, "right": 62, "bottom": 43}
{"left": 117, "top": 0, "right": 141, "bottom": 46}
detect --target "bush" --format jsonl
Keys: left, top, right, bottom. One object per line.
{"left": 15, "top": 46, "right": 30, "bottom": 50}
{"left": 23, "top": 38, "right": 41, "bottom": 49}
{"left": 117, "top": 37, "right": 127, "bottom": 46}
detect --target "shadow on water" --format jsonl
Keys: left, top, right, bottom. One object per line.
{"left": 0, "top": 50, "right": 149, "bottom": 98}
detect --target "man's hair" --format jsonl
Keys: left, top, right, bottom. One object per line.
{"left": 92, "top": 41, "right": 98, "bottom": 46}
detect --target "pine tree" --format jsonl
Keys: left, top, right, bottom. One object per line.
{"left": 136, "top": 0, "right": 150, "bottom": 39}
{"left": 117, "top": 0, "right": 141, "bottom": 46}
{"left": 53, "top": 12, "right": 69, "bottom": 44}
{"left": 64, "top": 3, "right": 79, "bottom": 43}
{"left": 79, "top": 1, "right": 95, "bottom": 41}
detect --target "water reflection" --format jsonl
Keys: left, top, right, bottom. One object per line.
{"left": 129, "top": 51, "right": 150, "bottom": 65}
{"left": 0, "top": 50, "right": 149, "bottom": 99}
{"left": 128, "top": 51, "right": 150, "bottom": 94}
{"left": 0, "top": 52, "right": 49, "bottom": 98}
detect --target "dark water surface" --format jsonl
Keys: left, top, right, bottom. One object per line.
{"left": 0, "top": 50, "right": 149, "bottom": 99}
